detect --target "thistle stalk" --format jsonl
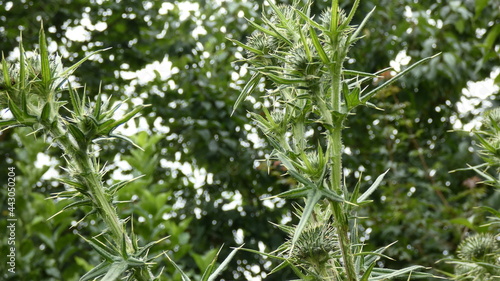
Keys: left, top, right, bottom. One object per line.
{"left": 40, "top": 80, "right": 155, "bottom": 281}
{"left": 329, "top": 127, "right": 357, "bottom": 281}
{"left": 331, "top": 61, "right": 343, "bottom": 114}
{"left": 328, "top": 20, "right": 358, "bottom": 279}
{"left": 49, "top": 123, "right": 133, "bottom": 252}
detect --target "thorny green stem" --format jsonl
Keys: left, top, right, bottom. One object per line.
{"left": 292, "top": 114, "right": 306, "bottom": 152}
{"left": 329, "top": 128, "right": 342, "bottom": 193}
{"left": 332, "top": 204, "right": 357, "bottom": 281}
{"left": 331, "top": 64, "right": 342, "bottom": 114}
{"left": 328, "top": 46, "right": 358, "bottom": 280}
{"left": 329, "top": 127, "right": 357, "bottom": 281}
{"left": 48, "top": 122, "right": 154, "bottom": 281}
{"left": 50, "top": 122, "right": 132, "bottom": 249}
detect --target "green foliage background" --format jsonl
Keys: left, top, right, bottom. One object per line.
{"left": 0, "top": 0, "right": 498, "bottom": 280}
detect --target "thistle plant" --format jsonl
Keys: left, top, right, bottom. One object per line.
{"left": 464, "top": 107, "right": 500, "bottom": 187}
{"left": 453, "top": 233, "right": 500, "bottom": 281}
{"left": 443, "top": 108, "right": 500, "bottom": 281}
{"left": 0, "top": 27, "right": 159, "bottom": 281}
{"left": 232, "top": 0, "right": 438, "bottom": 279}
{"left": 0, "top": 28, "right": 237, "bottom": 281}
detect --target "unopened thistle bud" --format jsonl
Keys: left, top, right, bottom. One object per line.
{"left": 271, "top": 110, "right": 285, "bottom": 124}
{"left": 287, "top": 43, "right": 322, "bottom": 77}
{"left": 246, "top": 33, "right": 277, "bottom": 67}
{"left": 457, "top": 233, "right": 499, "bottom": 262}
{"left": 482, "top": 107, "right": 500, "bottom": 130}
{"left": 488, "top": 132, "right": 500, "bottom": 153}
{"left": 80, "top": 115, "right": 99, "bottom": 138}
{"left": 268, "top": 4, "right": 298, "bottom": 29}
{"left": 320, "top": 7, "right": 347, "bottom": 31}
{"left": 455, "top": 233, "right": 500, "bottom": 280}
{"left": 300, "top": 150, "right": 325, "bottom": 179}
{"left": 292, "top": 224, "right": 338, "bottom": 266}
{"left": 246, "top": 33, "right": 270, "bottom": 56}
{"left": 27, "top": 54, "right": 42, "bottom": 80}
{"left": 269, "top": 110, "right": 287, "bottom": 136}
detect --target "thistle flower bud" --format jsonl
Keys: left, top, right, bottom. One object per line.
{"left": 457, "top": 233, "right": 499, "bottom": 262}
{"left": 269, "top": 110, "right": 288, "bottom": 136}
{"left": 287, "top": 43, "right": 323, "bottom": 78}
{"left": 246, "top": 33, "right": 270, "bottom": 56}
{"left": 482, "top": 107, "right": 500, "bottom": 130}
{"left": 24, "top": 52, "right": 63, "bottom": 85}
{"left": 268, "top": 4, "right": 297, "bottom": 29}
{"left": 287, "top": 45, "right": 309, "bottom": 73}
{"left": 472, "top": 107, "right": 500, "bottom": 169}
{"left": 80, "top": 115, "right": 99, "bottom": 138}
{"left": 488, "top": 132, "right": 500, "bottom": 152}
{"left": 245, "top": 33, "right": 277, "bottom": 67}
{"left": 271, "top": 110, "right": 285, "bottom": 124}
{"left": 50, "top": 54, "right": 63, "bottom": 76}
{"left": 299, "top": 150, "right": 325, "bottom": 180}
{"left": 26, "top": 54, "right": 42, "bottom": 80}
{"left": 455, "top": 233, "right": 500, "bottom": 280}
{"left": 292, "top": 224, "right": 338, "bottom": 266}
{"left": 306, "top": 150, "right": 319, "bottom": 165}
{"left": 320, "top": 7, "right": 347, "bottom": 31}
